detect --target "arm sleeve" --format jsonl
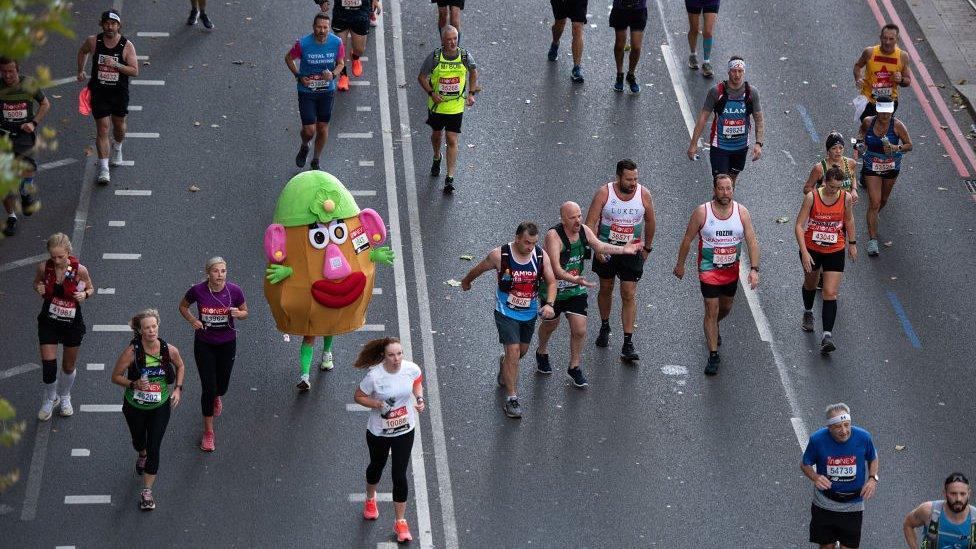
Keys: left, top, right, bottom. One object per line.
{"left": 183, "top": 286, "right": 198, "bottom": 305}
{"left": 865, "top": 434, "right": 878, "bottom": 461}
{"left": 749, "top": 85, "right": 762, "bottom": 113}
{"left": 33, "top": 86, "right": 47, "bottom": 105}
{"left": 801, "top": 439, "right": 818, "bottom": 467}
{"left": 702, "top": 86, "right": 719, "bottom": 111}
{"left": 289, "top": 40, "right": 302, "bottom": 60}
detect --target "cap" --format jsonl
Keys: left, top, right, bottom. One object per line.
{"left": 875, "top": 95, "right": 895, "bottom": 113}
{"left": 825, "top": 131, "right": 845, "bottom": 151}
{"left": 101, "top": 10, "right": 121, "bottom": 24}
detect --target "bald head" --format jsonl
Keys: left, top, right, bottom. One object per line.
{"left": 441, "top": 25, "right": 459, "bottom": 51}
{"left": 559, "top": 201, "right": 583, "bottom": 235}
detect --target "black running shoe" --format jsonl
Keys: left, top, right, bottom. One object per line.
{"left": 704, "top": 353, "right": 721, "bottom": 376}
{"left": 567, "top": 367, "right": 588, "bottom": 388}
{"left": 2, "top": 216, "right": 16, "bottom": 237}
{"left": 310, "top": 158, "right": 320, "bottom": 171}
{"left": 503, "top": 398, "right": 523, "bottom": 418}
{"left": 430, "top": 156, "right": 441, "bottom": 176}
{"left": 186, "top": 8, "right": 198, "bottom": 25}
{"left": 443, "top": 176, "right": 455, "bottom": 193}
{"left": 801, "top": 311, "right": 815, "bottom": 332}
{"left": 595, "top": 323, "right": 610, "bottom": 347}
{"left": 535, "top": 353, "right": 552, "bottom": 374}
{"left": 820, "top": 334, "right": 836, "bottom": 355}
{"left": 200, "top": 12, "right": 214, "bottom": 29}
{"left": 620, "top": 340, "right": 639, "bottom": 362}
{"left": 295, "top": 143, "right": 309, "bottom": 167}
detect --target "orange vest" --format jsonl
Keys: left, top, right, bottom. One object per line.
{"left": 804, "top": 189, "right": 846, "bottom": 253}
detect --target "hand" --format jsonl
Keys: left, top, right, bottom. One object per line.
{"left": 855, "top": 77, "right": 865, "bottom": 89}
{"left": 133, "top": 378, "right": 150, "bottom": 391}
{"left": 369, "top": 246, "right": 395, "bottom": 265}
{"left": 20, "top": 121, "right": 36, "bottom": 133}
{"left": 673, "top": 264, "right": 685, "bottom": 279}
{"left": 747, "top": 269, "right": 759, "bottom": 290}
{"left": 621, "top": 241, "right": 641, "bottom": 255}
{"left": 323, "top": 71, "right": 334, "bottom": 81}
{"left": 170, "top": 387, "right": 182, "bottom": 408}
{"left": 35, "top": 282, "right": 46, "bottom": 295}
{"left": 229, "top": 307, "right": 243, "bottom": 318}
{"left": 465, "top": 94, "right": 475, "bottom": 107}
{"left": 414, "top": 398, "right": 425, "bottom": 413}
{"left": 300, "top": 75, "right": 312, "bottom": 87}
{"left": 575, "top": 275, "right": 596, "bottom": 289}
{"left": 189, "top": 319, "right": 204, "bottom": 330}
{"left": 640, "top": 249, "right": 650, "bottom": 263}
{"left": 892, "top": 71, "right": 902, "bottom": 84}
{"left": 72, "top": 291, "right": 87, "bottom": 301}
{"left": 430, "top": 92, "right": 443, "bottom": 104}
{"left": 265, "top": 264, "right": 294, "bottom": 284}
{"left": 373, "top": 0, "right": 382, "bottom": 14}
{"left": 77, "top": 70, "right": 87, "bottom": 82}
{"left": 800, "top": 251, "right": 814, "bottom": 273}
{"left": 814, "top": 475, "right": 832, "bottom": 491}
{"left": 751, "top": 143, "right": 763, "bottom": 162}
{"left": 597, "top": 253, "right": 610, "bottom": 263}
{"left": 687, "top": 143, "right": 698, "bottom": 160}
{"left": 540, "top": 304, "right": 555, "bottom": 320}
{"left": 860, "top": 477, "right": 877, "bottom": 499}
{"left": 848, "top": 243, "right": 858, "bottom": 262}
{"left": 883, "top": 143, "right": 894, "bottom": 155}
{"left": 850, "top": 189, "right": 859, "bottom": 205}
{"left": 460, "top": 279, "right": 471, "bottom": 291}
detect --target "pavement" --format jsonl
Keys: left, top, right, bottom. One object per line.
{"left": 904, "top": 0, "right": 976, "bottom": 119}
{"left": 0, "top": 0, "right": 975, "bottom": 548}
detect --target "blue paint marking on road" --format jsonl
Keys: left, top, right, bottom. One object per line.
{"left": 886, "top": 290, "right": 921, "bottom": 349}
{"left": 796, "top": 104, "right": 821, "bottom": 144}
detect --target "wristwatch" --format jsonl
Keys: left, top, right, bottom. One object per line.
{"left": 642, "top": 245, "right": 653, "bottom": 253}
{"left": 750, "top": 266, "right": 760, "bottom": 272}
{"left": 869, "top": 474, "right": 879, "bottom": 483}
{"left": 416, "top": 396, "right": 425, "bottom": 403}
{"left": 755, "top": 141, "right": 763, "bottom": 147}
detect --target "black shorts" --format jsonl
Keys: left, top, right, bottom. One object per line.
{"left": 297, "top": 91, "right": 336, "bottom": 125}
{"left": 809, "top": 504, "right": 863, "bottom": 548}
{"left": 2, "top": 131, "right": 37, "bottom": 170}
{"left": 37, "top": 318, "right": 86, "bottom": 347}
{"left": 333, "top": 12, "right": 370, "bottom": 35}
{"left": 432, "top": 0, "right": 464, "bottom": 8}
{"left": 90, "top": 87, "right": 129, "bottom": 119}
{"left": 685, "top": 0, "right": 720, "bottom": 13}
{"left": 426, "top": 110, "right": 463, "bottom": 133}
{"left": 551, "top": 0, "right": 588, "bottom": 23}
{"left": 859, "top": 99, "right": 899, "bottom": 121}
{"left": 494, "top": 310, "right": 537, "bottom": 345}
{"left": 709, "top": 146, "right": 747, "bottom": 177}
{"left": 700, "top": 280, "right": 737, "bottom": 298}
{"left": 860, "top": 165, "right": 900, "bottom": 180}
{"left": 804, "top": 248, "right": 845, "bottom": 273}
{"left": 608, "top": 7, "right": 647, "bottom": 31}
{"left": 544, "top": 294, "right": 588, "bottom": 318}
{"left": 591, "top": 253, "right": 643, "bottom": 282}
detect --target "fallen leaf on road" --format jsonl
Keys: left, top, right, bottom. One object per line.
{"left": 890, "top": 276, "right": 898, "bottom": 280}
{"left": 525, "top": 99, "right": 531, "bottom": 104}
{"left": 883, "top": 241, "right": 893, "bottom": 247}
{"left": 193, "top": 121, "right": 201, "bottom": 126}
{"left": 460, "top": 255, "right": 473, "bottom": 261}
{"left": 895, "top": 445, "right": 906, "bottom": 451}
{"left": 466, "top": 143, "right": 475, "bottom": 148}
{"left": 445, "top": 279, "right": 461, "bottom": 287}
{"left": 775, "top": 216, "right": 790, "bottom": 223}
{"left": 188, "top": 184, "right": 200, "bottom": 192}
{"left": 210, "top": 124, "right": 220, "bottom": 128}
{"left": 940, "top": 125, "right": 948, "bottom": 130}
{"left": 52, "top": 94, "right": 61, "bottom": 99}
{"left": 778, "top": 56, "right": 788, "bottom": 61}
{"left": 937, "top": 186, "right": 948, "bottom": 191}
{"left": 143, "top": 61, "right": 150, "bottom": 66}
{"left": 232, "top": 60, "right": 244, "bottom": 65}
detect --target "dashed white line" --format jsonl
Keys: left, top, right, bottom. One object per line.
{"left": 64, "top": 495, "right": 111, "bottom": 504}
{"left": 129, "top": 105, "right": 143, "bottom": 111}
{"left": 131, "top": 80, "right": 165, "bottom": 86}
{"left": 70, "top": 449, "right": 90, "bottom": 457}
{"left": 0, "top": 363, "right": 39, "bottom": 380}
{"left": 108, "top": 220, "right": 125, "bottom": 227}
{"left": 373, "top": 288, "right": 383, "bottom": 295}
{"left": 136, "top": 31, "right": 169, "bottom": 37}
{"left": 135, "top": 55, "right": 149, "bottom": 61}
{"left": 86, "top": 363, "right": 105, "bottom": 371}
{"left": 349, "top": 80, "right": 371, "bottom": 87}
{"left": 339, "top": 132, "right": 374, "bottom": 139}
{"left": 102, "top": 253, "right": 141, "bottom": 260}
{"left": 55, "top": 546, "right": 77, "bottom": 549}
{"left": 0, "top": 253, "right": 47, "bottom": 274}
{"left": 356, "top": 106, "right": 372, "bottom": 112}
{"left": 125, "top": 132, "right": 159, "bottom": 138}
{"left": 114, "top": 190, "right": 151, "bottom": 196}
{"left": 346, "top": 403, "right": 370, "bottom": 411}
{"left": 348, "top": 493, "right": 393, "bottom": 502}
{"left": 351, "top": 190, "right": 377, "bottom": 196}
{"left": 38, "top": 158, "right": 78, "bottom": 171}
{"left": 358, "top": 324, "right": 386, "bottom": 331}
{"left": 79, "top": 404, "right": 122, "bottom": 413}
{"left": 117, "top": 160, "right": 135, "bottom": 166}
{"left": 96, "top": 288, "right": 115, "bottom": 295}
{"left": 358, "top": 160, "right": 375, "bottom": 167}
{"left": 92, "top": 324, "right": 131, "bottom": 332}
{"left": 43, "top": 76, "right": 77, "bottom": 88}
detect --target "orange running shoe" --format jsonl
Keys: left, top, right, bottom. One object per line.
{"left": 338, "top": 73, "right": 350, "bottom": 91}
{"left": 394, "top": 519, "right": 412, "bottom": 542}
{"left": 352, "top": 58, "right": 363, "bottom": 77}
{"left": 362, "top": 497, "right": 378, "bottom": 520}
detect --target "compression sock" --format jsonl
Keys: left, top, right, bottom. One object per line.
{"left": 822, "top": 299, "right": 838, "bottom": 333}
{"left": 802, "top": 288, "right": 816, "bottom": 311}
{"left": 56, "top": 369, "right": 77, "bottom": 397}
{"left": 42, "top": 359, "right": 57, "bottom": 384}
{"left": 322, "top": 335, "right": 333, "bottom": 354}
{"left": 300, "top": 343, "right": 313, "bottom": 376}
{"left": 623, "top": 333, "right": 633, "bottom": 344}
{"left": 702, "top": 37, "right": 713, "bottom": 62}
{"left": 341, "top": 65, "right": 348, "bottom": 76}
{"left": 601, "top": 318, "right": 610, "bottom": 328}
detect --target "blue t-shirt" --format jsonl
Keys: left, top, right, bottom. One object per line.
{"left": 803, "top": 426, "right": 877, "bottom": 508}
{"left": 291, "top": 33, "right": 343, "bottom": 93}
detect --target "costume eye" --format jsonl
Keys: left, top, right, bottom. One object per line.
{"left": 308, "top": 224, "right": 329, "bottom": 249}
{"left": 329, "top": 221, "right": 348, "bottom": 245}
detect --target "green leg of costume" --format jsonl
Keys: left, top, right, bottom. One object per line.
{"left": 322, "top": 336, "right": 333, "bottom": 354}
{"left": 300, "top": 343, "right": 313, "bottom": 376}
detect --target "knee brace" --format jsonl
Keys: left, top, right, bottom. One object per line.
{"left": 42, "top": 359, "right": 58, "bottom": 384}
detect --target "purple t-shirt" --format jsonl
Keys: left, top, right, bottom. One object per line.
{"left": 183, "top": 281, "right": 245, "bottom": 345}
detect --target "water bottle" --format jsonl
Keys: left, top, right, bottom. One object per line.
{"left": 880, "top": 135, "right": 891, "bottom": 154}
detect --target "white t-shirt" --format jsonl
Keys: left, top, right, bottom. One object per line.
{"left": 359, "top": 361, "right": 423, "bottom": 437}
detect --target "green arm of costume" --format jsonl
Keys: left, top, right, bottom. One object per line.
{"left": 370, "top": 246, "right": 394, "bottom": 266}
{"left": 265, "top": 264, "right": 293, "bottom": 284}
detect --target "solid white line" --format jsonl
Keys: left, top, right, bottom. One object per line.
{"left": 79, "top": 404, "right": 122, "bottom": 413}
{"left": 660, "top": 44, "right": 697, "bottom": 138}
{"left": 96, "top": 288, "right": 115, "bottom": 295}
{"left": 129, "top": 105, "right": 143, "bottom": 111}
{"left": 359, "top": 160, "right": 375, "bottom": 167}
{"left": 71, "top": 449, "right": 91, "bottom": 457}
{"left": 359, "top": 56, "right": 369, "bottom": 61}
{"left": 38, "top": 158, "right": 78, "bottom": 171}
{"left": 92, "top": 324, "right": 131, "bottom": 332}
{"left": 346, "top": 403, "right": 370, "bottom": 412}
{"left": 125, "top": 132, "right": 159, "bottom": 138}
{"left": 108, "top": 220, "right": 125, "bottom": 227}
{"left": 131, "top": 80, "right": 165, "bottom": 86}
{"left": 338, "top": 132, "right": 373, "bottom": 139}
{"left": 86, "top": 363, "right": 105, "bottom": 371}
{"left": 348, "top": 493, "right": 393, "bottom": 502}
{"left": 0, "top": 363, "right": 39, "bottom": 380}
{"left": 64, "top": 495, "right": 111, "bottom": 504}
{"left": 102, "top": 253, "right": 141, "bottom": 260}
{"left": 43, "top": 76, "right": 77, "bottom": 88}
{"left": 357, "top": 106, "right": 372, "bottom": 112}
{"left": 375, "top": 12, "right": 436, "bottom": 549}
{"left": 388, "top": 2, "right": 458, "bottom": 547}
{"left": 136, "top": 31, "right": 169, "bottom": 37}
{"left": 114, "top": 189, "right": 151, "bottom": 196}
{"left": 0, "top": 253, "right": 47, "bottom": 274}
{"left": 792, "top": 418, "right": 809, "bottom": 452}
{"left": 373, "top": 288, "right": 383, "bottom": 295}
{"left": 351, "top": 190, "right": 377, "bottom": 196}
{"left": 349, "top": 80, "right": 371, "bottom": 86}
{"left": 358, "top": 324, "right": 386, "bottom": 331}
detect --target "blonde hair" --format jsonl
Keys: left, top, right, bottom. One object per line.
{"left": 205, "top": 256, "right": 227, "bottom": 274}
{"left": 129, "top": 308, "right": 160, "bottom": 335}
{"left": 353, "top": 337, "right": 401, "bottom": 369}
{"left": 46, "top": 233, "right": 72, "bottom": 254}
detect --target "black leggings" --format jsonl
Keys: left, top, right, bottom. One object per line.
{"left": 122, "top": 400, "right": 171, "bottom": 475}
{"left": 194, "top": 339, "right": 236, "bottom": 417}
{"left": 366, "top": 429, "right": 415, "bottom": 503}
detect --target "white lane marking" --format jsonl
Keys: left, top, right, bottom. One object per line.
{"left": 357, "top": 106, "right": 372, "bottom": 112}
{"left": 131, "top": 80, "right": 165, "bottom": 86}
{"left": 377, "top": 544, "right": 398, "bottom": 549}
{"left": 125, "top": 132, "right": 159, "bottom": 138}
{"left": 114, "top": 190, "right": 151, "bottom": 196}
{"left": 351, "top": 190, "right": 377, "bottom": 196}
{"left": 0, "top": 363, "right": 39, "bottom": 381}
{"left": 376, "top": 11, "right": 438, "bottom": 549}
{"left": 38, "top": 158, "right": 78, "bottom": 171}
{"left": 86, "top": 363, "right": 106, "bottom": 371}
{"left": 43, "top": 76, "right": 77, "bottom": 88}
{"left": 79, "top": 404, "right": 122, "bottom": 413}
{"left": 92, "top": 324, "right": 130, "bottom": 332}
{"left": 55, "top": 546, "right": 77, "bottom": 549}
{"left": 135, "top": 55, "right": 148, "bottom": 61}
{"left": 373, "top": 288, "right": 383, "bottom": 295}
{"left": 358, "top": 324, "right": 386, "bottom": 331}
{"left": 659, "top": 44, "right": 697, "bottom": 137}
{"left": 782, "top": 150, "right": 797, "bottom": 166}
{"left": 136, "top": 31, "right": 169, "bottom": 37}
{"left": 359, "top": 160, "right": 375, "bottom": 167}
{"left": 792, "top": 418, "right": 809, "bottom": 453}
{"left": 350, "top": 80, "right": 371, "bottom": 86}
{"left": 0, "top": 253, "right": 47, "bottom": 274}
{"left": 96, "top": 288, "right": 115, "bottom": 295}
{"left": 339, "top": 132, "right": 374, "bottom": 139}
{"left": 388, "top": 2, "right": 458, "bottom": 547}
{"left": 108, "top": 220, "right": 125, "bottom": 227}
{"left": 346, "top": 403, "right": 370, "bottom": 411}
{"left": 71, "top": 449, "right": 91, "bottom": 457}
{"left": 348, "top": 493, "right": 393, "bottom": 502}
{"left": 102, "top": 253, "right": 141, "bottom": 259}
{"left": 359, "top": 56, "right": 369, "bottom": 61}
{"left": 129, "top": 105, "right": 143, "bottom": 111}
{"left": 116, "top": 160, "right": 135, "bottom": 166}
{"left": 64, "top": 495, "right": 111, "bottom": 504}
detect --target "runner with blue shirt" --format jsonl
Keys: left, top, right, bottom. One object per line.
{"left": 903, "top": 472, "right": 976, "bottom": 549}
{"left": 285, "top": 13, "right": 345, "bottom": 171}
{"left": 801, "top": 403, "right": 879, "bottom": 549}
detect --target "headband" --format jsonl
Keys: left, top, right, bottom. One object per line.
{"left": 827, "top": 413, "right": 851, "bottom": 426}
{"left": 728, "top": 59, "right": 745, "bottom": 71}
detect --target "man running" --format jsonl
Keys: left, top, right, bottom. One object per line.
{"left": 853, "top": 23, "right": 912, "bottom": 121}
{"left": 673, "top": 174, "right": 759, "bottom": 375}
{"left": 903, "top": 473, "right": 976, "bottom": 548}
{"left": 418, "top": 25, "right": 478, "bottom": 193}
{"left": 687, "top": 56, "right": 764, "bottom": 183}
{"left": 332, "top": 0, "right": 381, "bottom": 91}
{"left": 186, "top": 0, "right": 214, "bottom": 29}
{"left": 584, "top": 159, "right": 656, "bottom": 363}
{"left": 547, "top": 0, "right": 587, "bottom": 83}
{"left": 432, "top": 0, "right": 463, "bottom": 38}
{"left": 796, "top": 167, "right": 857, "bottom": 355}
{"left": 535, "top": 201, "right": 641, "bottom": 387}
{"left": 1, "top": 57, "right": 49, "bottom": 237}
{"left": 286, "top": 13, "right": 344, "bottom": 171}
{"left": 76, "top": 10, "right": 138, "bottom": 185}
{"left": 609, "top": 0, "right": 647, "bottom": 93}
{"left": 801, "top": 403, "right": 879, "bottom": 549}
{"left": 685, "top": 0, "right": 719, "bottom": 78}
{"left": 460, "top": 222, "right": 561, "bottom": 419}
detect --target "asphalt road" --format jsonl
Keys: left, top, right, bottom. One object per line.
{"left": 1, "top": 0, "right": 975, "bottom": 547}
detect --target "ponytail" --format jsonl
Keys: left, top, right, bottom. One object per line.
{"left": 353, "top": 337, "right": 400, "bottom": 369}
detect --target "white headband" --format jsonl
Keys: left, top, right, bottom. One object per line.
{"left": 827, "top": 413, "right": 851, "bottom": 426}
{"left": 728, "top": 59, "right": 745, "bottom": 71}
{"left": 106, "top": 12, "right": 121, "bottom": 22}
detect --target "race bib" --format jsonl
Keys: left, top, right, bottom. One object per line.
{"left": 871, "top": 159, "right": 895, "bottom": 172}
{"left": 350, "top": 225, "right": 370, "bottom": 254}
{"left": 722, "top": 119, "right": 746, "bottom": 137}
{"left": 872, "top": 79, "right": 892, "bottom": 99}
{"left": 438, "top": 76, "right": 461, "bottom": 95}
{"left": 306, "top": 75, "right": 329, "bottom": 90}
{"left": 97, "top": 54, "right": 120, "bottom": 83}
{"left": 506, "top": 294, "right": 532, "bottom": 310}
{"left": 134, "top": 382, "right": 162, "bottom": 404}
{"left": 342, "top": 0, "right": 363, "bottom": 6}
{"left": 382, "top": 405, "right": 409, "bottom": 433}
{"left": 608, "top": 223, "right": 635, "bottom": 244}
{"left": 201, "top": 309, "right": 229, "bottom": 329}
{"left": 712, "top": 245, "right": 738, "bottom": 268}
{"left": 826, "top": 456, "right": 857, "bottom": 482}
{"left": 556, "top": 268, "right": 580, "bottom": 290}
{"left": 812, "top": 231, "right": 838, "bottom": 245}
{"left": 48, "top": 297, "right": 77, "bottom": 321}
{"left": 2, "top": 102, "right": 27, "bottom": 121}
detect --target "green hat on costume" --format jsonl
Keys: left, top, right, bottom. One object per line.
{"left": 272, "top": 171, "right": 361, "bottom": 227}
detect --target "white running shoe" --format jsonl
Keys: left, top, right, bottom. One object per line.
{"left": 97, "top": 165, "right": 111, "bottom": 184}
{"left": 320, "top": 352, "right": 334, "bottom": 371}
{"left": 109, "top": 147, "right": 123, "bottom": 167}
{"left": 59, "top": 395, "right": 74, "bottom": 417}
{"left": 38, "top": 397, "right": 60, "bottom": 421}
{"left": 296, "top": 374, "right": 311, "bottom": 392}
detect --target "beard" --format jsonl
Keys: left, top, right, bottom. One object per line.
{"left": 714, "top": 195, "right": 731, "bottom": 205}
{"left": 948, "top": 499, "right": 970, "bottom": 513}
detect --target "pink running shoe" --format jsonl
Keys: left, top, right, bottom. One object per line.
{"left": 363, "top": 497, "right": 378, "bottom": 520}
{"left": 201, "top": 431, "right": 215, "bottom": 452}
{"left": 394, "top": 519, "right": 412, "bottom": 542}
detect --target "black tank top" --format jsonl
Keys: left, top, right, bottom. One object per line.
{"left": 89, "top": 33, "right": 129, "bottom": 92}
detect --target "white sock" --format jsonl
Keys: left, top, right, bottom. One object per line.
{"left": 44, "top": 383, "right": 57, "bottom": 401}
{"left": 823, "top": 331, "right": 832, "bottom": 337}
{"left": 507, "top": 395, "right": 518, "bottom": 402}
{"left": 57, "top": 370, "right": 77, "bottom": 397}
{"left": 99, "top": 158, "right": 109, "bottom": 170}
{"left": 112, "top": 140, "right": 123, "bottom": 151}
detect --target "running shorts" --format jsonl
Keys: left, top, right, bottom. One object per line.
{"left": 804, "top": 249, "right": 845, "bottom": 273}
{"left": 551, "top": 0, "right": 588, "bottom": 23}
{"left": 333, "top": 12, "right": 371, "bottom": 35}
{"left": 298, "top": 91, "right": 336, "bottom": 125}
{"left": 543, "top": 294, "right": 588, "bottom": 318}
{"left": 685, "top": 0, "right": 720, "bottom": 13}
{"left": 860, "top": 165, "right": 899, "bottom": 180}
{"left": 700, "top": 280, "right": 737, "bottom": 299}
{"left": 426, "top": 110, "right": 463, "bottom": 133}
{"left": 591, "top": 253, "right": 643, "bottom": 282}
{"left": 90, "top": 88, "right": 129, "bottom": 119}
{"left": 494, "top": 310, "right": 536, "bottom": 345}
{"left": 608, "top": 7, "right": 647, "bottom": 31}
{"left": 809, "top": 504, "right": 863, "bottom": 548}
{"left": 37, "top": 317, "right": 86, "bottom": 347}
{"left": 432, "top": 0, "right": 464, "bottom": 8}
{"left": 709, "top": 146, "right": 747, "bottom": 177}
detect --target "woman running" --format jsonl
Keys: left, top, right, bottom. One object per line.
{"left": 802, "top": 131, "right": 859, "bottom": 204}
{"left": 353, "top": 337, "right": 425, "bottom": 543}
{"left": 179, "top": 256, "right": 247, "bottom": 452}
{"left": 33, "top": 233, "right": 93, "bottom": 421}
{"left": 111, "top": 309, "right": 185, "bottom": 511}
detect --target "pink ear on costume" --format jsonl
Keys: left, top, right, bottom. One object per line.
{"left": 358, "top": 209, "right": 387, "bottom": 247}
{"left": 264, "top": 224, "right": 287, "bottom": 263}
